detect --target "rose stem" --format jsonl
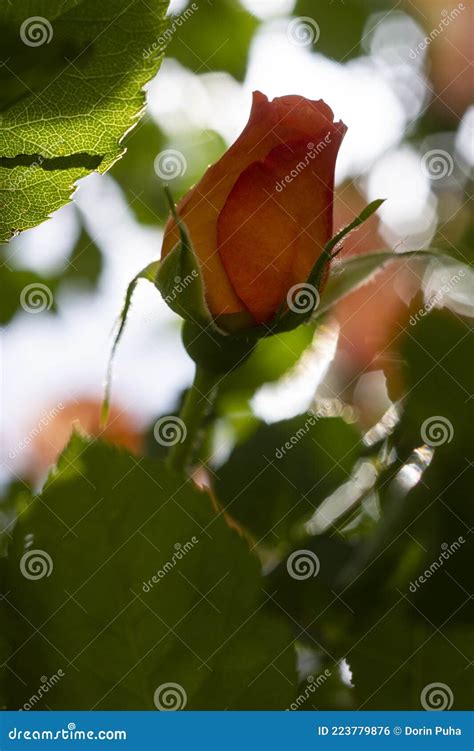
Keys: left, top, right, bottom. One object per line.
{"left": 166, "top": 366, "right": 220, "bottom": 473}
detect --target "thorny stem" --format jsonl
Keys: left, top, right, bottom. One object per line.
{"left": 166, "top": 366, "right": 219, "bottom": 473}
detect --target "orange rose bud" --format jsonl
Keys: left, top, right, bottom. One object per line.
{"left": 161, "top": 91, "right": 346, "bottom": 327}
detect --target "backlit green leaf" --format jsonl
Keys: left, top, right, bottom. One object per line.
{"left": 0, "top": 0, "right": 170, "bottom": 242}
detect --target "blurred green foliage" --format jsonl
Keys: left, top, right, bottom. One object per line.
{"left": 262, "top": 312, "right": 473, "bottom": 709}
{"left": 0, "top": 222, "right": 102, "bottom": 324}
{"left": 217, "top": 416, "right": 362, "bottom": 544}
{"left": 294, "top": 0, "right": 391, "bottom": 61}
{"left": 167, "top": 0, "right": 258, "bottom": 81}
{"left": 111, "top": 118, "right": 227, "bottom": 225}
{"left": 0, "top": 266, "right": 57, "bottom": 324}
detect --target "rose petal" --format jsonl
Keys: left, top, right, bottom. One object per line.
{"left": 217, "top": 127, "right": 346, "bottom": 323}
{"left": 162, "top": 92, "right": 346, "bottom": 321}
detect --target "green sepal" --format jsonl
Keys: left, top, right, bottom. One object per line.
{"left": 102, "top": 260, "right": 160, "bottom": 424}
{"left": 155, "top": 188, "right": 213, "bottom": 326}
{"left": 325, "top": 198, "right": 387, "bottom": 257}
{"left": 270, "top": 199, "right": 386, "bottom": 333}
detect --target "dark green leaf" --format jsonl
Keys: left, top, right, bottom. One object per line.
{"left": 0, "top": 480, "right": 31, "bottom": 557}
{"left": 3, "top": 435, "right": 297, "bottom": 709}
{"left": 216, "top": 416, "right": 362, "bottom": 546}
{"left": 267, "top": 533, "right": 357, "bottom": 651}
{"left": 346, "top": 611, "right": 472, "bottom": 710}
{"left": 395, "top": 310, "right": 473, "bottom": 462}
